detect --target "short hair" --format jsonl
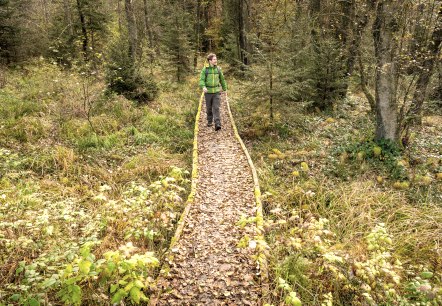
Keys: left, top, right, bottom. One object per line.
{"left": 207, "top": 53, "right": 216, "bottom": 61}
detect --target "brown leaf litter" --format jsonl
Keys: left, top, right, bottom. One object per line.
{"left": 149, "top": 93, "right": 263, "bottom": 305}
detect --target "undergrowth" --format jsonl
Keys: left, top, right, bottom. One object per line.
{"left": 0, "top": 59, "right": 198, "bottom": 305}
{"left": 230, "top": 78, "right": 442, "bottom": 305}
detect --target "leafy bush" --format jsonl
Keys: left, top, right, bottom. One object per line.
{"left": 55, "top": 242, "right": 158, "bottom": 305}
{"left": 331, "top": 138, "right": 408, "bottom": 181}
{"left": 2, "top": 167, "right": 189, "bottom": 305}
{"left": 269, "top": 215, "right": 442, "bottom": 305}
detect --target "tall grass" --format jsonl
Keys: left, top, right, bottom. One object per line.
{"left": 229, "top": 77, "right": 442, "bottom": 305}
{"left": 0, "top": 60, "right": 197, "bottom": 304}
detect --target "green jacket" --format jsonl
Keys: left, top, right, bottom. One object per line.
{"left": 199, "top": 65, "right": 227, "bottom": 94}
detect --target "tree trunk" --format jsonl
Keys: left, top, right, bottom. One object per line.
{"left": 402, "top": 4, "right": 442, "bottom": 144}
{"left": 124, "top": 0, "right": 138, "bottom": 61}
{"left": 358, "top": 53, "right": 376, "bottom": 112}
{"left": 143, "top": 0, "right": 153, "bottom": 48}
{"left": 41, "top": 0, "right": 49, "bottom": 26}
{"left": 239, "top": 0, "right": 248, "bottom": 69}
{"left": 194, "top": 0, "right": 201, "bottom": 72}
{"left": 76, "top": 0, "right": 88, "bottom": 61}
{"left": 373, "top": 1, "right": 400, "bottom": 142}
{"left": 338, "top": 0, "right": 353, "bottom": 46}
{"left": 343, "top": 0, "right": 359, "bottom": 76}
{"left": 337, "top": 0, "right": 355, "bottom": 98}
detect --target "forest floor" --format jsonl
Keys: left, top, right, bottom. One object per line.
{"left": 0, "top": 61, "right": 441, "bottom": 305}
{"left": 228, "top": 78, "right": 442, "bottom": 305}
{"left": 150, "top": 93, "right": 263, "bottom": 305}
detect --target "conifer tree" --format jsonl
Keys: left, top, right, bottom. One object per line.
{"left": 161, "top": 0, "right": 193, "bottom": 82}
{"left": 0, "top": 0, "right": 23, "bottom": 63}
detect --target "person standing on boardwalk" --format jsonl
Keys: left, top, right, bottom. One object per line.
{"left": 199, "top": 53, "right": 228, "bottom": 131}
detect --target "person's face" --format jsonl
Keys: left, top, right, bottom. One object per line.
{"left": 209, "top": 56, "right": 217, "bottom": 66}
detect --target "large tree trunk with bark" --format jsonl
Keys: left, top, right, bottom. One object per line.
{"left": 124, "top": 0, "right": 138, "bottom": 61}
{"left": 373, "top": 1, "right": 400, "bottom": 142}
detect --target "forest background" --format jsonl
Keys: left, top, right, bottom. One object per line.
{"left": 0, "top": 0, "right": 441, "bottom": 305}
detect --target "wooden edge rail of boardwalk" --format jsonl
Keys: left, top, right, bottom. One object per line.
{"left": 148, "top": 92, "right": 269, "bottom": 305}
{"left": 225, "top": 93, "right": 270, "bottom": 300}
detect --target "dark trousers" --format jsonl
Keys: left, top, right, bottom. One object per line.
{"left": 205, "top": 92, "right": 221, "bottom": 125}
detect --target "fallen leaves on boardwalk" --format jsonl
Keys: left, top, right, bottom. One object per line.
{"left": 151, "top": 94, "right": 262, "bottom": 305}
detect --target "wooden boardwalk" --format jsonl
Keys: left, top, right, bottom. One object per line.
{"left": 149, "top": 93, "right": 264, "bottom": 305}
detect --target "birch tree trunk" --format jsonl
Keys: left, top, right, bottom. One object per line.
{"left": 373, "top": 0, "right": 400, "bottom": 142}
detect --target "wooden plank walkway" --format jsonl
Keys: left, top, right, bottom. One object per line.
{"left": 149, "top": 93, "right": 264, "bottom": 305}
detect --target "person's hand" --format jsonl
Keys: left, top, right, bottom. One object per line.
{"left": 203, "top": 87, "right": 208, "bottom": 93}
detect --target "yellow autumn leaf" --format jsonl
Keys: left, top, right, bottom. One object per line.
{"left": 268, "top": 154, "right": 279, "bottom": 159}
{"left": 373, "top": 146, "right": 382, "bottom": 157}
{"left": 272, "top": 148, "right": 282, "bottom": 155}
{"left": 393, "top": 181, "right": 409, "bottom": 190}
{"left": 300, "top": 162, "right": 309, "bottom": 171}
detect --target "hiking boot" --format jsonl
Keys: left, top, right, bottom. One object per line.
{"left": 215, "top": 124, "right": 221, "bottom": 131}
{"left": 207, "top": 122, "right": 213, "bottom": 127}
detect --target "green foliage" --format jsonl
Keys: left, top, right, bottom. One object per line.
{"left": 105, "top": 35, "right": 158, "bottom": 102}
{"left": 136, "top": 111, "right": 194, "bottom": 153}
{"left": 333, "top": 138, "right": 407, "bottom": 181}
{"left": 309, "top": 38, "right": 347, "bottom": 110}
{"left": 0, "top": 61, "right": 196, "bottom": 304}
{"left": 77, "top": 132, "right": 122, "bottom": 151}
{"left": 0, "top": 91, "right": 49, "bottom": 144}
{"left": 0, "top": 0, "right": 24, "bottom": 63}
{"left": 231, "top": 77, "right": 442, "bottom": 306}
{"left": 2, "top": 168, "right": 188, "bottom": 304}
{"left": 48, "top": 0, "right": 108, "bottom": 65}
{"left": 271, "top": 216, "right": 442, "bottom": 305}
{"left": 56, "top": 242, "right": 158, "bottom": 305}
{"left": 160, "top": 4, "right": 193, "bottom": 82}
{"left": 0, "top": 91, "right": 45, "bottom": 119}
